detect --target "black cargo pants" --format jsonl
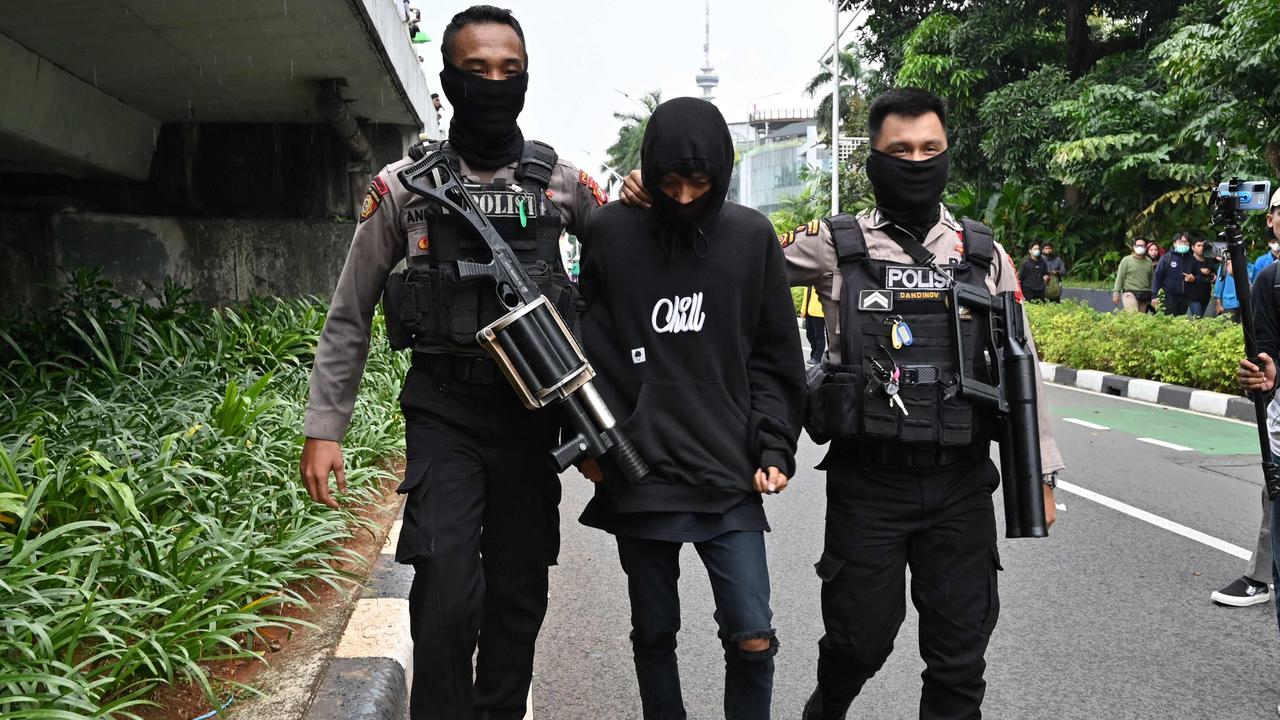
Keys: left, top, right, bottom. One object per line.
{"left": 396, "top": 365, "right": 562, "bottom": 720}
{"left": 813, "top": 450, "right": 1001, "bottom": 720}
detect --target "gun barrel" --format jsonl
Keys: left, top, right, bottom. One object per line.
{"left": 999, "top": 292, "right": 1048, "bottom": 538}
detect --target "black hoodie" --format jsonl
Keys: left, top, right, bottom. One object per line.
{"left": 577, "top": 98, "right": 805, "bottom": 529}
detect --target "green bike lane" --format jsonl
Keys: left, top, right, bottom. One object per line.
{"left": 1042, "top": 383, "right": 1265, "bottom": 557}
{"left": 1047, "top": 385, "right": 1261, "bottom": 456}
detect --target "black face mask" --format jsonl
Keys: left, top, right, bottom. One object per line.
{"left": 640, "top": 98, "right": 734, "bottom": 243}
{"left": 438, "top": 61, "right": 527, "bottom": 169}
{"left": 865, "top": 148, "right": 950, "bottom": 232}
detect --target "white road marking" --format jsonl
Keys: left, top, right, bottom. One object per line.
{"left": 1138, "top": 437, "right": 1194, "bottom": 452}
{"left": 1063, "top": 418, "right": 1110, "bottom": 431}
{"left": 1057, "top": 480, "right": 1251, "bottom": 560}
{"left": 1048, "top": 382, "right": 1254, "bottom": 427}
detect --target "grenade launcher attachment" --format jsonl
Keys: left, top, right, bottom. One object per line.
{"left": 398, "top": 153, "right": 650, "bottom": 482}
{"left": 950, "top": 284, "right": 1048, "bottom": 539}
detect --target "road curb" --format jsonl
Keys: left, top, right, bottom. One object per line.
{"left": 1039, "top": 362, "right": 1255, "bottom": 422}
{"left": 305, "top": 521, "right": 414, "bottom": 720}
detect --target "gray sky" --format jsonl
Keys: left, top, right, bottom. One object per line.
{"left": 418, "top": 0, "right": 849, "bottom": 177}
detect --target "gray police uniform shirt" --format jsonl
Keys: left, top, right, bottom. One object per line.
{"left": 780, "top": 205, "right": 1066, "bottom": 475}
{"left": 304, "top": 151, "right": 602, "bottom": 442}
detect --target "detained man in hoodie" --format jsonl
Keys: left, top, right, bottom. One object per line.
{"left": 575, "top": 97, "right": 806, "bottom": 719}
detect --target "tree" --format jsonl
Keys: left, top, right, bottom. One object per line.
{"left": 605, "top": 90, "right": 662, "bottom": 174}
{"left": 805, "top": 42, "right": 871, "bottom": 143}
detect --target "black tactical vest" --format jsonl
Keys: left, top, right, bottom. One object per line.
{"left": 385, "top": 140, "right": 577, "bottom": 350}
{"left": 807, "top": 214, "right": 996, "bottom": 448}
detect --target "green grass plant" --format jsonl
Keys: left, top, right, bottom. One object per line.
{"left": 0, "top": 272, "right": 408, "bottom": 718}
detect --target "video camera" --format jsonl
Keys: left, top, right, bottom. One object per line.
{"left": 1215, "top": 180, "right": 1273, "bottom": 214}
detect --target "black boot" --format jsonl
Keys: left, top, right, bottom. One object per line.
{"left": 801, "top": 687, "right": 850, "bottom": 720}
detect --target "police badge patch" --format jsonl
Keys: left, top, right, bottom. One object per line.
{"left": 359, "top": 191, "right": 380, "bottom": 222}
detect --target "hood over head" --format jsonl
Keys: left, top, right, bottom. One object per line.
{"left": 640, "top": 98, "right": 734, "bottom": 247}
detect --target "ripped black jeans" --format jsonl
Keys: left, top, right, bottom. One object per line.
{"left": 617, "top": 531, "right": 777, "bottom": 720}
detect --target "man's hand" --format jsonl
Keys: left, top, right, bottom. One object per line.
{"left": 621, "top": 170, "right": 651, "bottom": 209}
{"left": 300, "top": 437, "right": 346, "bottom": 509}
{"left": 579, "top": 457, "right": 604, "bottom": 483}
{"left": 1151, "top": 298, "right": 1160, "bottom": 310}
{"left": 1112, "top": 292, "right": 1121, "bottom": 306}
{"left": 753, "top": 466, "right": 789, "bottom": 494}
{"left": 1215, "top": 300, "right": 1224, "bottom": 315}
{"left": 1043, "top": 274, "right": 1050, "bottom": 283}
{"left": 1182, "top": 272, "right": 1195, "bottom": 283}
{"left": 1239, "top": 353, "right": 1276, "bottom": 393}
{"left": 1043, "top": 484, "right": 1057, "bottom": 529}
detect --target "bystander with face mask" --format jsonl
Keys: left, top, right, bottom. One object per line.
{"left": 1113, "top": 238, "right": 1154, "bottom": 312}
{"left": 1019, "top": 243, "right": 1050, "bottom": 301}
{"left": 1152, "top": 231, "right": 1195, "bottom": 316}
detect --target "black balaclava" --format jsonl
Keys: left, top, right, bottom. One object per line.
{"left": 865, "top": 148, "right": 950, "bottom": 240}
{"left": 438, "top": 60, "right": 527, "bottom": 169}
{"left": 640, "top": 97, "right": 734, "bottom": 257}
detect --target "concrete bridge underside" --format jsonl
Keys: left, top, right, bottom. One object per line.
{"left": 0, "top": 0, "right": 434, "bottom": 180}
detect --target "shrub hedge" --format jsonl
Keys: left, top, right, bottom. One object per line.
{"left": 0, "top": 273, "right": 407, "bottom": 719}
{"left": 1025, "top": 300, "right": 1244, "bottom": 395}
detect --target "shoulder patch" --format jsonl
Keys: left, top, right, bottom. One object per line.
{"left": 778, "top": 231, "right": 796, "bottom": 249}
{"left": 806, "top": 219, "right": 821, "bottom": 236}
{"left": 579, "top": 170, "right": 606, "bottom": 206}
{"left": 359, "top": 191, "right": 380, "bottom": 222}
{"left": 371, "top": 175, "right": 390, "bottom": 196}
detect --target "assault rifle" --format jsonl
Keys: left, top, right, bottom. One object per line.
{"left": 398, "top": 153, "right": 650, "bottom": 482}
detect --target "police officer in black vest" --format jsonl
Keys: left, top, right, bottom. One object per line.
{"left": 299, "top": 6, "right": 602, "bottom": 719}
{"left": 782, "top": 88, "right": 1065, "bottom": 720}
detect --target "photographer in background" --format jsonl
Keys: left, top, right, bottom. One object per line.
{"left": 1213, "top": 187, "right": 1280, "bottom": 609}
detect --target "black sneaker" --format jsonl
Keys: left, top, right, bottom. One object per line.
{"left": 1210, "top": 576, "right": 1271, "bottom": 607}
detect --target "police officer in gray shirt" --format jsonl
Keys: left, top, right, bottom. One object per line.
{"left": 298, "top": 6, "right": 602, "bottom": 719}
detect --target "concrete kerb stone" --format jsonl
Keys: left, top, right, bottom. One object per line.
{"left": 1126, "top": 379, "right": 1163, "bottom": 404}
{"left": 1227, "top": 397, "right": 1258, "bottom": 422}
{"left": 1040, "top": 361, "right": 1248, "bottom": 421}
{"left": 1074, "top": 369, "right": 1107, "bottom": 392}
{"left": 1189, "top": 390, "right": 1233, "bottom": 417}
{"left": 305, "top": 521, "right": 414, "bottom": 720}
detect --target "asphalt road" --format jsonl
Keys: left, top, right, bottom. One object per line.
{"left": 534, "top": 382, "right": 1280, "bottom": 719}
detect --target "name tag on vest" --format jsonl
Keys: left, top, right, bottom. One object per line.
{"left": 883, "top": 265, "right": 954, "bottom": 291}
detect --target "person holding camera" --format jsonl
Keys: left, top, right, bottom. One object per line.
{"left": 1212, "top": 188, "right": 1280, "bottom": 608}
